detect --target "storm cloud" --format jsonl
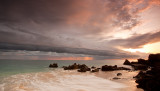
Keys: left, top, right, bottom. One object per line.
{"left": 108, "top": 31, "right": 160, "bottom": 48}
{"left": 0, "top": 0, "right": 159, "bottom": 59}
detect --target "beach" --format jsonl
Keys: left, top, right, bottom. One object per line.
{"left": 0, "top": 59, "right": 143, "bottom": 91}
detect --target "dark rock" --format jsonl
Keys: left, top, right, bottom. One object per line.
{"left": 148, "top": 54, "right": 160, "bottom": 63}
{"left": 148, "top": 54, "right": 160, "bottom": 66}
{"left": 91, "top": 68, "right": 99, "bottom": 72}
{"left": 138, "top": 59, "right": 147, "bottom": 64}
{"left": 131, "top": 64, "right": 148, "bottom": 70}
{"left": 78, "top": 65, "right": 90, "bottom": 72}
{"left": 101, "top": 65, "right": 117, "bottom": 71}
{"left": 91, "top": 66, "right": 96, "bottom": 69}
{"left": 113, "top": 77, "right": 121, "bottom": 80}
{"left": 101, "top": 65, "right": 130, "bottom": 71}
{"left": 134, "top": 53, "right": 160, "bottom": 91}
{"left": 49, "top": 63, "right": 58, "bottom": 68}
{"left": 123, "top": 59, "right": 131, "bottom": 65}
{"left": 117, "top": 67, "right": 131, "bottom": 70}
{"left": 131, "top": 62, "right": 138, "bottom": 64}
{"left": 63, "top": 63, "right": 80, "bottom": 70}
{"left": 117, "top": 73, "right": 122, "bottom": 76}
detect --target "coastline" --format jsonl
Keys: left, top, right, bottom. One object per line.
{"left": 0, "top": 68, "right": 143, "bottom": 91}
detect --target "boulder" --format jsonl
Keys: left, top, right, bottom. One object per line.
{"left": 117, "top": 73, "right": 122, "bottom": 76}
{"left": 78, "top": 64, "right": 90, "bottom": 72}
{"left": 91, "top": 66, "right": 96, "bottom": 69}
{"left": 123, "top": 59, "right": 131, "bottom": 65}
{"left": 113, "top": 77, "right": 121, "bottom": 80}
{"left": 91, "top": 68, "right": 99, "bottom": 72}
{"left": 49, "top": 63, "right": 58, "bottom": 68}
{"left": 101, "top": 65, "right": 117, "bottom": 71}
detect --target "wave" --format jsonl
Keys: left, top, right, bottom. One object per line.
{"left": 0, "top": 69, "right": 128, "bottom": 91}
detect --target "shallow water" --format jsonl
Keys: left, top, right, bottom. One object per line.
{"left": 0, "top": 59, "right": 142, "bottom": 91}
{"left": 0, "top": 69, "right": 128, "bottom": 91}
{"left": 0, "top": 59, "right": 126, "bottom": 78}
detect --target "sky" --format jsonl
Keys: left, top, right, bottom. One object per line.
{"left": 0, "top": 0, "right": 160, "bottom": 60}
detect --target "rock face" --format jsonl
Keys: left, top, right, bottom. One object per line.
{"left": 123, "top": 59, "right": 131, "bottom": 65}
{"left": 135, "top": 67, "right": 160, "bottom": 91}
{"left": 134, "top": 53, "right": 160, "bottom": 91}
{"left": 137, "top": 59, "right": 148, "bottom": 64}
{"left": 131, "top": 64, "right": 148, "bottom": 70}
{"left": 49, "top": 63, "right": 58, "bottom": 68}
{"left": 148, "top": 54, "right": 160, "bottom": 65}
{"left": 101, "top": 65, "right": 131, "bottom": 71}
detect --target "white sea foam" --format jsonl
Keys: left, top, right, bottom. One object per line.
{"left": 0, "top": 69, "right": 128, "bottom": 91}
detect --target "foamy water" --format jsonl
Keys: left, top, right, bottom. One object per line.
{"left": 0, "top": 69, "right": 128, "bottom": 91}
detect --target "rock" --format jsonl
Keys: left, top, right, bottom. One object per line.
{"left": 49, "top": 63, "right": 58, "bottom": 68}
{"left": 123, "top": 59, "right": 131, "bottom": 65}
{"left": 138, "top": 58, "right": 147, "bottom": 64}
{"left": 63, "top": 63, "right": 80, "bottom": 70}
{"left": 131, "top": 62, "right": 138, "bottom": 64}
{"left": 91, "top": 68, "right": 99, "bottom": 72}
{"left": 131, "top": 64, "right": 148, "bottom": 70}
{"left": 77, "top": 64, "right": 91, "bottom": 72}
{"left": 101, "top": 65, "right": 117, "bottom": 71}
{"left": 134, "top": 53, "right": 160, "bottom": 91}
{"left": 117, "top": 73, "right": 122, "bottom": 76}
{"left": 148, "top": 54, "right": 160, "bottom": 66}
{"left": 117, "top": 67, "right": 131, "bottom": 70}
{"left": 101, "top": 65, "right": 130, "bottom": 71}
{"left": 113, "top": 77, "right": 121, "bottom": 80}
{"left": 91, "top": 66, "right": 96, "bottom": 69}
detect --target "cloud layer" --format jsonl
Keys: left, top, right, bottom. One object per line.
{"left": 0, "top": 0, "right": 160, "bottom": 59}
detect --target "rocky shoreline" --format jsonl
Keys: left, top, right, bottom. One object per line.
{"left": 49, "top": 53, "right": 160, "bottom": 91}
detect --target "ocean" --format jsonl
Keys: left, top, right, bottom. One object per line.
{"left": 0, "top": 59, "right": 143, "bottom": 91}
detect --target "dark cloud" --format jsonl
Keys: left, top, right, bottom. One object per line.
{"left": 0, "top": 43, "right": 138, "bottom": 59}
{"left": 0, "top": 0, "right": 159, "bottom": 59}
{"left": 108, "top": 31, "right": 160, "bottom": 48}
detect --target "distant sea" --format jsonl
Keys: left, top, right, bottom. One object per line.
{"left": 0, "top": 59, "right": 143, "bottom": 91}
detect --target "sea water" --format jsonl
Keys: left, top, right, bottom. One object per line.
{"left": 0, "top": 59, "right": 140, "bottom": 91}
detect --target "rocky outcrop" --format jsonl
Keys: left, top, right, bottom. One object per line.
{"left": 131, "top": 64, "right": 148, "bottom": 70}
{"left": 123, "top": 59, "right": 131, "bottom": 65}
{"left": 49, "top": 63, "right": 58, "bottom": 68}
{"left": 63, "top": 63, "right": 80, "bottom": 70}
{"left": 148, "top": 54, "right": 160, "bottom": 66}
{"left": 101, "top": 65, "right": 131, "bottom": 71}
{"left": 123, "top": 59, "right": 149, "bottom": 70}
{"left": 78, "top": 64, "right": 91, "bottom": 72}
{"left": 63, "top": 63, "right": 91, "bottom": 72}
{"left": 137, "top": 58, "right": 148, "bottom": 64}
{"left": 134, "top": 53, "right": 160, "bottom": 91}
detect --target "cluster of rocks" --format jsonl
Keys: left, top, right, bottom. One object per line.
{"left": 101, "top": 65, "right": 131, "bottom": 71}
{"left": 123, "top": 59, "right": 148, "bottom": 70}
{"left": 63, "top": 63, "right": 100, "bottom": 72}
{"left": 48, "top": 62, "right": 131, "bottom": 73}
{"left": 49, "top": 63, "right": 58, "bottom": 68}
{"left": 124, "top": 53, "right": 160, "bottom": 91}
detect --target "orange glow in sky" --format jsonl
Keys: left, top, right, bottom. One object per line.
{"left": 47, "top": 57, "right": 93, "bottom": 60}
{"left": 123, "top": 42, "right": 160, "bottom": 53}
